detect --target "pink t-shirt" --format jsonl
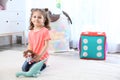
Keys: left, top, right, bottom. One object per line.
{"left": 28, "top": 27, "right": 51, "bottom": 60}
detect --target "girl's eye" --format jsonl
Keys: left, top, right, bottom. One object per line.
{"left": 33, "top": 16, "right": 42, "bottom": 19}
{"left": 33, "top": 16, "right": 36, "bottom": 18}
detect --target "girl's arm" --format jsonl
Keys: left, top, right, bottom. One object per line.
{"left": 33, "top": 40, "right": 49, "bottom": 62}
{"left": 23, "top": 43, "right": 32, "bottom": 57}
{"left": 27, "top": 43, "right": 32, "bottom": 50}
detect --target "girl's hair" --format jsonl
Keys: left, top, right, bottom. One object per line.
{"left": 29, "top": 8, "right": 51, "bottom": 30}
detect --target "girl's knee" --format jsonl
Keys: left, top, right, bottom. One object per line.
{"left": 22, "top": 61, "right": 29, "bottom": 72}
{"left": 22, "top": 66, "right": 29, "bottom": 72}
{"left": 22, "top": 61, "right": 36, "bottom": 72}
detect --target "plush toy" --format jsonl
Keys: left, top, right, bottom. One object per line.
{"left": 16, "top": 59, "right": 47, "bottom": 77}
{"left": 23, "top": 50, "right": 35, "bottom": 64}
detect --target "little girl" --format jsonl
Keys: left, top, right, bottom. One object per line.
{"left": 22, "top": 8, "right": 51, "bottom": 72}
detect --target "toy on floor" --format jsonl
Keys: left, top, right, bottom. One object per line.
{"left": 79, "top": 32, "right": 106, "bottom": 60}
{"left": 16, "top": 59, "right": 47, "bottom": 77}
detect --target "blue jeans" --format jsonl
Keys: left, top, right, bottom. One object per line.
{"left": 22, "top": 61, "right": 46, "bottom": 72}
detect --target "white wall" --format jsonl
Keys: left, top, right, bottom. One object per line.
{"left": 0, "top": 0, "right": 26, "bottom": 46}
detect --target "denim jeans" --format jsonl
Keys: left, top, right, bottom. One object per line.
{"left": 22, "top": 61, "right": 46, "bottom": 72}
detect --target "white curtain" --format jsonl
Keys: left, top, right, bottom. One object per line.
{"left": 62, "top": 0, "right": 120, "bottom": 52}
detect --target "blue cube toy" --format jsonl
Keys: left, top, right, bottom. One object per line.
{"left": 79, "top": 32, "right": 106, "bottom": 60}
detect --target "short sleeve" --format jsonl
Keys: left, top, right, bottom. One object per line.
{"left": 44, "top": 29, "right": 51, "bottom": 41}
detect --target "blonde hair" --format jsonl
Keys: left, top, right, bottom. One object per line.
{"left": 29, "top": 8, "right": 51, "bottom": 30}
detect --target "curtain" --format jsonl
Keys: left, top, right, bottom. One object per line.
{"left": 62, "top": 0, "right": 120, "bottom": 52}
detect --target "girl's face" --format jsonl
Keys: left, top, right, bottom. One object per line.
{"left": 31, "top": 11, "right": 44, "bottom": 27}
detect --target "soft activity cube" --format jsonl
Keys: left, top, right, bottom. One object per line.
{"left": 79, "top": 32, "right": 106, "bottom": 60}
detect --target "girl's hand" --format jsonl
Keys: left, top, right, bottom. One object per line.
{"left": 32, "top": 55, "right": 40, "bottom": 62}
